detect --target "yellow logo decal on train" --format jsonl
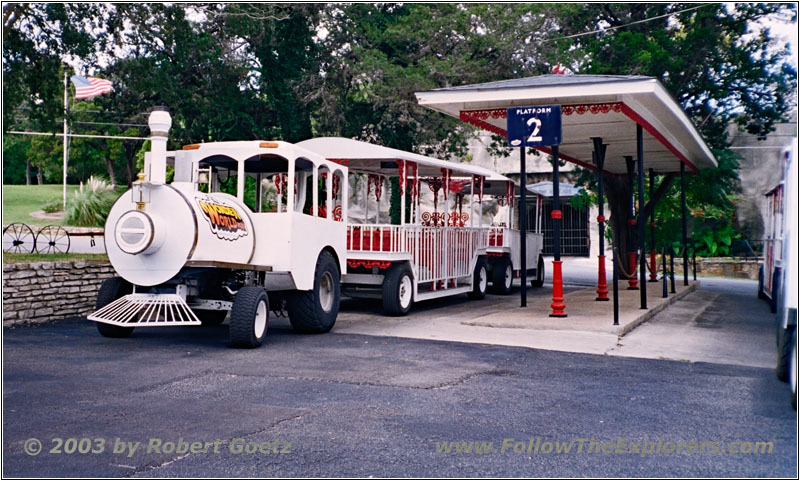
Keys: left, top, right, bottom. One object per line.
{"left": 196, "top": 196, "right": 248, "bottom": 241}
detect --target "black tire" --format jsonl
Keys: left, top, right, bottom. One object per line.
{"left": 383, "top": 263, "right": 414, "bottom": 316}
{"left": 197, "top": 310, "right": 227, "bottom": 326}
{"left": 757, "top": 265, "right": 766, "bottom": 299}
{"left": 531, "top": 256, "right": 545, "bottom": 288}
{"left": 770, "top": 269, "right": 780, "bottom": 313}
{"left": 287, "top": 250, "right": 340, "bottom": 333}
{"left": 95, "top": 277, "right": 135, "bottom": 338}
{"left": 468, "top": 257, "right": 488, "bottom": 300}
{"left": 791, "top": 330, "right": 797, "bottom": 410}
{"left": 491, "top": 257, "right": 513, "bottom": 295}
{"left": 229, "top": 286, "right": 269, "bottom": 348}
{"left": 776, "top": 324, "right": 795, "bottom": 382}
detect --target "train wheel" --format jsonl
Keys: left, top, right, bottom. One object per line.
{"left": 531, "top": 256, "right": 545, "bottom": 288}
{"left": 757, "top": 265, "right": 766, "bottom": 299}
{"left": 777, "top": 324, "right": 795, "bottom": 382}
{"left": 491, "top": 257, "right": 512, "bottom": 295}
{"left": 95, "top": 277, "right": 135, "bottom": 338}
{"left": 770, "top": 270, "right": 781, "bottom": 313}
{"left": 35, "top": 225, "right": 70, "bottom": 254}
{"left": 229, "top": 286, "right": 269, "bottom": 348}
{"left": 288, "top": 250, "right": 340, "bottom": 333}
{"left": 2, "top": 223, "right": 36, "bottom": 254}
{"left": 383, "top": 263, "right": 414, "bottom": 316}
{"left": 468, "top": 257, "right": 488, "bottom": 300}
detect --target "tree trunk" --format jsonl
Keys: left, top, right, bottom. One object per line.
{"left": 603, "top": 173, "right": 675, "bottom": 279}
{"left": 105, "top": 157, "right": 117, "bottom": 186}
{"left": 36, "top": 166, "right": 44, "bottom": 185}
{"left": 25, "top": 158, "right": 31, "bottom": 185}
{"left": 604, "top": 174, "right": 636, "bottom": 279}
{"left": 123, "top": 141, "right": 136, "bottom": 187}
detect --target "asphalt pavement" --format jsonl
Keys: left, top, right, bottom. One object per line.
{"left": 3, "top": 284, "right": 797, "bottom": 477}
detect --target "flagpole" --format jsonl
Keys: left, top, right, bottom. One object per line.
{"left": 62, "top": 72, "right": 69, "bottom": 210}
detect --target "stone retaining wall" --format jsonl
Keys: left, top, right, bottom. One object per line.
{"left": 657, "top": 256, "right": 760, "bottom": 280}
{"left": 2, "top": 261, "right": 115, "bottom": 327}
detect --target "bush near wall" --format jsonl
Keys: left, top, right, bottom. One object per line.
{"left": 2, "top": 261, "right": 115, "bottom": 327}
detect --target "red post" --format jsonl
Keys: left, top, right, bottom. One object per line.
{"left": 550, "top": 259, "right": 567, "bottom": 317}
{"left": 627, "top": 252, "right": 639, "bottom": 290}
{"left": 596, "top": 211, "right": 609, "bottom": 300}
{"left": 596, "top": 254, "right": 609, "bottom": 301}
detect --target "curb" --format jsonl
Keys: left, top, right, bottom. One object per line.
{"left": 615, "top": 281, "right": 699, "bottom": 337}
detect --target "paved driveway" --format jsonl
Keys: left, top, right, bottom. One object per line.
{"left": 3, "top": 310, "right": 796, "bottom": 477}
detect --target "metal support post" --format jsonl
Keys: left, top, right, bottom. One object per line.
{"left": 637, "top": 124, "right": 647, "bottom": 309}
{"left": 520, "top": 146, "right": 527, "bottom": 307}
{"left": 612, "top": 247, "right": 619, "bottom": 325}
{"left": 648, "top": 168, "right": 658, "bottom": 282}
{"left": 680, "top": 162, "right": 689, "bottom": 286}
{"left": 670, "top": 250, "right": 676, "bottom": 294}
{"left": 592, "top": 138, "right": 609, "bottom": 301}
{"left": 625, "top": 156, "right": 638, "bottom": 290}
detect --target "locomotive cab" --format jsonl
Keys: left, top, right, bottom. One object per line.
{"left": 89, "top": 109, "right": 347, "bottom": 348}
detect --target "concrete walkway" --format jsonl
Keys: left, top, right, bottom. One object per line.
{"left": 309, "top": 272, "right": 698, "bottom": 357}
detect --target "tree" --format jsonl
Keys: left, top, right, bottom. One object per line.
{"left": 3, "top": 3, "right": 111, "bottom": 129}
{"left": 553, "top": 3, "right": 797, "bottom": 268}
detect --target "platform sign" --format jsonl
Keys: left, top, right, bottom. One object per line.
{"left": 507, "top": 105, "right": 561, "bottom": 147}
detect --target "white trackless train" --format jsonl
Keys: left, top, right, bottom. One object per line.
{"left": 463, "top": 167, "right": 546, "bottom": 294}
{"left": 89, "top": 110, "right": 497, "bottom": 346}
{"left": 90, "top": 109, "right": 348, "bottom": 347}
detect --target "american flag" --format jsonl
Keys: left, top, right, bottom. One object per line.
{"left": 70, "top": 75, "right": 113, "bottom": 100}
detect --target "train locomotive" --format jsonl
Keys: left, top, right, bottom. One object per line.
{"left": 89, "top": 108, "right": 348, "bottom": 348}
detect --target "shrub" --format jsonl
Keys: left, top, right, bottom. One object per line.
{"left": 41, "top": 198, "right": 62, "bottom": 213}
{"left": 64, "top": 176, "right": 118, "bottom": 227}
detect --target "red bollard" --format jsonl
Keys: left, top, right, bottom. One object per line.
{"left": 627, "top": 251, "right": 639, "bottom": 290}
{"left": 649, "top": 250, "right": 658, "bottom": 282}
{"left": 550, "top": 260, "right": 567, "bottom": 317}
{"left": 596, "top": 255, "right": 609, "bottom": 301}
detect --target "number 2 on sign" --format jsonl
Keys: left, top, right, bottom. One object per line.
{"left": 527, "top": 117, "right": 543, "bottom": 143}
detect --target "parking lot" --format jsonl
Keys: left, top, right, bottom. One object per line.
{"left": 2, "top": 268, "right": 796, "bottom": 477}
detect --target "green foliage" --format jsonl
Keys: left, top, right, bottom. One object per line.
{"left": 64, "top": 176, "right": 119, "bottom": 227}
{"left": 3, "top": 135, "right": 31, "bottom": 184}
{"left": 41, "top": 198, "right": 62, "bottom": 213}
{"left": 556, "top": 3, "right": 796, "bottom": 146}
{"left": 692, "top": 224, "right": 740, "bottom": 257}
{"left": 1, "top": 184, "right": 78, "bottom": 226}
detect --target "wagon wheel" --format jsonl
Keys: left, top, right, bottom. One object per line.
{"left": 35, "top": 225, "right": 70, "bottom": 254}
{"left": 2, "top": 223, "right": 36, "bottom": 254}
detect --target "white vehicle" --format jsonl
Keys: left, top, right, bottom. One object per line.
{"left": 760, "top": 176, "right": 786, "bottom": 313}
{"left": 89, "top": 109, "right": 348, "bottom": 347}
{"left": 773, "top": 138, "right": 797, "bottom": 410}
{"left": 463, "top": 169, "right": 545, "bottom": 294}
{"left": 297, "top": 137, "right": 493, "bottom": 316}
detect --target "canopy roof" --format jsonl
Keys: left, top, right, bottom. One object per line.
{"left": 416, "top": 75, "right": 717, "bottom": 175}
{"left": 297, "top": 137, "right": 490, "bottom": 177}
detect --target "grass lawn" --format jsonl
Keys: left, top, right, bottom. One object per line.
{"left": 2, "top": 184, "right": 79, "bottom": 227}
{"left": 2, "top": 252, "right": 109, "bottom": 264}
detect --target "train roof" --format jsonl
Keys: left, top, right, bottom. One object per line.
{"left": 296, "top": 137, "right": 491, "bottom": 178}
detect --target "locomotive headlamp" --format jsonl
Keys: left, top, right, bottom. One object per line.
{"left": 115, "top": 210, "right": 155, "bottom": 255}
{"left": 132, "top": 172, "right": 151, "bottom": 210}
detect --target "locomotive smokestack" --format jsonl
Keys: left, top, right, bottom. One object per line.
{"left": 148, "top": 107, "right": 172, "bottom": 184}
